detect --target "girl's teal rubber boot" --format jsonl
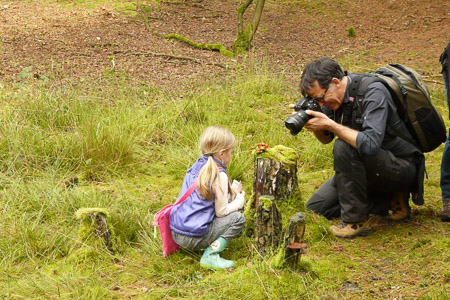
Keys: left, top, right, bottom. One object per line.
{"left": 200, "top": 237, "right": 234, "bottom": 270}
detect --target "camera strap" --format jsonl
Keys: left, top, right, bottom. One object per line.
{"left": 339, "top": 99, "right": 362, "bottom": 131}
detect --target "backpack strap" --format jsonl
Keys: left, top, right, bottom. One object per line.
{"left": 348, "top": 73, "right": 419, "bottom": 147}
{"left": 347, "top": 74, "right": 382, "bottom": 130}
{"left": 174, "top": 181, "right": 198, "bottom": 206}
{"left": 373, "top": 67, "right": 408, "bottom": 120}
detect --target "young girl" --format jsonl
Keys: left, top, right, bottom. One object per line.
{"left": 170, "top": 126, "right": 246, "bottom": 270}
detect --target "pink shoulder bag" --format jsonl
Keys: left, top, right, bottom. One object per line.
{"left": 153, "top": 181, "right": 198, "bottom": 258}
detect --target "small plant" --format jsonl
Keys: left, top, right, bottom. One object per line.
{"left": 108, "top": 55, "right": 116, "bottom": 72}
{"left": 348, "top": 26, "right": 356, "bottom": 38}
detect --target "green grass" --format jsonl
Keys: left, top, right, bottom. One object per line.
{"left": 0, "top": 60, "right": 448, "bottom": 299}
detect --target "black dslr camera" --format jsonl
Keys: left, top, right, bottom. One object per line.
{"left": 284, "top": 96, "right": 322, "bottom": 135}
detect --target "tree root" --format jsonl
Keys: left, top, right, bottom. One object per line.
{"left": 164, "top": 33, "right": 234, "bottom": 57}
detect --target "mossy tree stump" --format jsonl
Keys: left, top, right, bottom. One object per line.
{"left": 75, "top": 208, "right": 116, "bottom": 253}
{"left": 253, "top": 145, "right": 299, "bottom": 209}
{"left": 283, "top": 212, "right": 306, "bottom": 269}
{"left": 255, "top": 195, "right": 282, "bottom": 256}
{"left": 244, "top": 145, "right": 301, "bottom": 237}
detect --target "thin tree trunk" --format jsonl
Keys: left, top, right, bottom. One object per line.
{"left": 237, "top": 0, "right": 253, "bottom": 33}
{"left": 251, "top": 0, "right": 266, "bottom": 38}
{"left": 233, "top": 0, "right": 266, "bottom": 53}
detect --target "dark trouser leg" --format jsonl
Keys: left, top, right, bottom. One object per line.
{"left": 442, "top": 131, "right": 450, "bottom": 202}
{"left": 306, "top": 176, "right": 391, "bottom": 219}
{"left": 306, "top": 176, "right": 340, "bottom": 219}
{"left": 333, "top": 139, "right": 416, "bottom": 223}
{"left": 334, "top": 139, "right": 369, "bottom": 223}
{"left": 440, "top": 62, "right": 450, "bottom": 220}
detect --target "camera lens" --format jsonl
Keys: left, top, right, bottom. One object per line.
{"left": 284, "top": 110, "right": 311, "bottom": 135}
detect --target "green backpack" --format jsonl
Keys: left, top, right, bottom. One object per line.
{"left": 348, "top": 64, "right": 446, "bottom": 153}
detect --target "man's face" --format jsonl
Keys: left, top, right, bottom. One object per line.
{"left": 306, "top": 79, "right": 344, "bottom": 111}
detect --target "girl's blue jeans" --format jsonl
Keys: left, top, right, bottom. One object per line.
{"left": 441, "top": 69, "right": 450, "bottom": 202}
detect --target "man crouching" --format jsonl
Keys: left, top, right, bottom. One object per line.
{"left": 297, "top": 57, "right": 425, "bottom": 238}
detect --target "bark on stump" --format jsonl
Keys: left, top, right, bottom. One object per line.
{"left": 283, "top": 212, "right": 306, "bottom": 269}
{"left": 253, "top": 151, "right": 298, "bottom": 208}
{"left": 255, "top": 195, "right": 282, "bottom": 256}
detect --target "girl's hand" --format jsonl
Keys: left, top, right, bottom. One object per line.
{"left": 229, "top": 188, "right": 237, "bottom": 202}
{"left": 231, "top": 180, "right": 242, "bottom": 191}
{"left": 235, "top": 191, "right": 245, "bottom": 209}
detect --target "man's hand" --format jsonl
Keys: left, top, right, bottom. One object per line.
{"left": 301, "top": 109, "right": 334, "bottom": 144}
{"left": 304, "top": 110, "right": 334, "bottom": 132}
{"left": 305, "top": 109, "right": 359, "bottom": 148}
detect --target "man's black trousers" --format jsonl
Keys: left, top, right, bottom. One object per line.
{"left": 306, "top": 139, "right": 417, "bottom": 222}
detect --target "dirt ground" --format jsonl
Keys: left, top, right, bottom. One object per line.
{"left": 0, "top": 0, "right": 449, "bottom": 88}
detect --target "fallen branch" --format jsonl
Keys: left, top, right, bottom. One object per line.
{"left": 423, "top": 74, "right": 445, "bottom": 78}
{"left": 163, "top": 0, "right": 204, "bottom": 5}
{"left": 192, "top": 15, "right": 222, "bottom": 19}
{"left": 423, "top": 79, "right": 444, "bottom": 85}
{"left": 112, "top": 50, "right": 201, "bottom": 63}
{"left": 113, "top": 50, "right": 228, "bottom": 69}
{"left": 383, "top": 8, "right": 407, "bottom": 30}
{"left": 71, "top": 52, "right": 92, "bottom": 57}
{"left": 206, "top": 62, "right": 227, "bottom": 69}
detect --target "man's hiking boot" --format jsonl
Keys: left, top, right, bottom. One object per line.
{"left": 439, "top": 201, "right": 450, "bottom": 222}
{"left": 388, "top": 191, "right": 411, "bottom": 221}
{"left": 200, "top": 237, "right": 234, "bottom": 270}
{"left": 330, "top": 220, "right": 372, "bottom": 238}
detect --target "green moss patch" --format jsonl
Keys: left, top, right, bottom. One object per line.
{"left": 253, "top": 145, "right": 299, "bottom": 165}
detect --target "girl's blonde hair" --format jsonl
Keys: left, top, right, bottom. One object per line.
{"left": 197, "top": 126, "right": 236, "bottom": 200}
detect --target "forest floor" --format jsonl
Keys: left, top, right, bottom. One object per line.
{"left": 1, "top": 0, "right": 448, "bottom": 87}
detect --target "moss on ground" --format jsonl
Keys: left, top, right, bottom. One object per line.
{"left": 243, "top": 194, "right": 256, "bottom": 236}
{"left": 165, "top": 34, "right": 234, "bottom": 58}
{"left": 75, "top": 208, "right": 118, "bottom": 252}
